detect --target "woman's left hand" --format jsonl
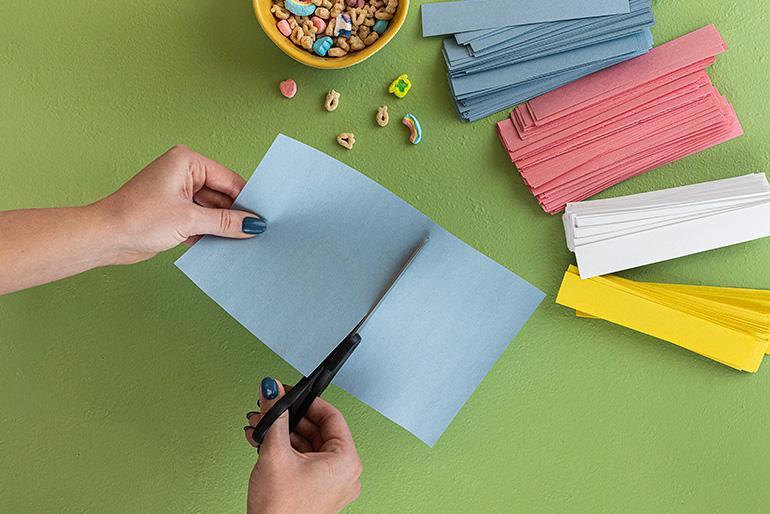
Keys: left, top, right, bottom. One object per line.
{"left": 0, "top": 145, "right": 266, "bottom": 295}
{"left": 94, "top": 144, "right": 266, "bottom": 264}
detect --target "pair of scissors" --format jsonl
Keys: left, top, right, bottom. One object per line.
{"left": 251, "top": 237, "right": 429, "bottom": 445}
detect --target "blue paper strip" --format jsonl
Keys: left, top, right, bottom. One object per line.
{"left": 456, "top": 49, "right": 648, "bottom": 121}
{"left": 176, "top": 135, "right": 545, "bottom": 446}
{"left": 421, "top": 0, "right": 630, "bottom": 37}
{"left": 456, "top": 0, "right": 649, "bottom": 48}
{"left": 449, "top": 29, "right": 651, "bottom": 97}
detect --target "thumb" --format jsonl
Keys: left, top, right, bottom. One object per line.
{"left": 189, "top": 205, "right": 266, "bottom": 239}
{"left": 259, "top": 377, "right": 292, "bottom": 456}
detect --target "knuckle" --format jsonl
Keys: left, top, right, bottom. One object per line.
{"left": 353, "top": 456, "right": 363, "bottom": 477}
{"left": 345, "top": 454, "right": 362, "bottom": 479}
{"left": 259, "top": 442, "right": 286, "bottom": 462}
{"left": 351, "top": 480, "right": 362, "bottom": 500}
{"left": 169, "top": 144, "right": 190, "bottom": 156}
{"left": 218, "top": 209, "right": 234, "bottom": 234}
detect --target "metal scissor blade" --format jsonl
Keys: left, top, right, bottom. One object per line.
{"left": 350, "top": 236, "right": 429, "bottom": 334}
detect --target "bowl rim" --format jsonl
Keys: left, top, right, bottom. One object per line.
{"left": 252, "top": 0, "right": 409, "bottom": 69}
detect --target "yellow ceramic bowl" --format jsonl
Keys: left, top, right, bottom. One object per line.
{"left": 253, "top": 0, "right": 408, "bottom": 69}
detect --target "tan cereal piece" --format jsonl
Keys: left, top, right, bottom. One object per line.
{"left": 315, "top": 6, "right": 331, "bottom": 18}
{"left": 348, "top": 35, "right": 365, "bottom": 50}
{"left": 325, "top": 89, "right": 341, "bottom": 111}
{"left": 358, "top": 25, "right": 370, "bottom": 39}
{"left": 270, "top": 4, "right": 291, "bottom": 19}
{"left": 327, "top": 47, "right": 348, "bottom": 57}
{"left": 300, "top": 35, "right": 314, "bottom": 49}
{"left": 324, "top": 22, "right": 335, "bottom": 36}
{"left": 374, "top": 9, "right": 393, "bottom": 20}
{"left": 364, "top": 31, "right": 379, "bottom": 45}
{"left": 290, "top": 26, "right": 304, "bottom": 44}
{"left": 350, "top": 9, "right": 366, "bottom": 25}
{"left": 300, "top": 19, "right": 314, "bottom": 34}
{"left": 376, "top": 105, "right": 389, "bottom": 127}
{"left": 330, "top": 0, "right": 344, "bottom": 15}
{"left": 337, "top": 133, "right": 356, "bottom": 150}
{"left": 336, "top": 37, "right": 350, "bottom": 51}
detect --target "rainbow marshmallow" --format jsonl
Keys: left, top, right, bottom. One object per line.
{"left": 284, "top": 0, "right": 317, "bottom": 16}
{"left": 402, "top": 114, "right": 422, "bottom": 145}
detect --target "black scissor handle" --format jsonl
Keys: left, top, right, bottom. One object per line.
{"left": 251, "top": 332, "right": 362, "bottom": 446}
{"left": 288, "top": 332, "right": 361, "bottom": 432}
{"left": 251, "top": 372, "right": 316, "bottom": 445}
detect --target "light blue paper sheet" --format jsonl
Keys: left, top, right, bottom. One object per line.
{"left": 421, "top": 0, "right": 630, "bottom": 37}
{"left": 175, "top": 135, "right": 545, "bottom": 446}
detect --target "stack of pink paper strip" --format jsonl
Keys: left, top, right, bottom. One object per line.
{"left": 497, "top": 25, "right": 743, "bottom": 215}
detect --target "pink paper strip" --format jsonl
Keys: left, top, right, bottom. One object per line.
{"left": 527, "top": 25, "right": 726, "bottom": 122}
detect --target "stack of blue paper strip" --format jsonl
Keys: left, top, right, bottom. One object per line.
{"left": 421, "top": 0, "right": 655, "bottom": 122}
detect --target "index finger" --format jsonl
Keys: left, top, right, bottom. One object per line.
{"left": 195, "top": 153, "right": 247, "bottom": 199}
{"left": 304, "top": 396, "right": 355, "bottom": 452}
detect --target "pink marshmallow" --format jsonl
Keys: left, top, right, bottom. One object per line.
{"left": 310, "top": 16, "right": 326, "bottom": 34}
{"left": 279, "top": 79, "right": 297, "bottom": 99}
{"left": 277, "top": 19, "right": 292, "bottom": 37}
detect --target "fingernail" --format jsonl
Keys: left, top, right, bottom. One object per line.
{"left": 242, "top": 217, "right": 267, "bottom": 235}
{"left": 246, "top": 411, "right": 259, "bottom": 420}
{"left": 261, "top": 377, "right": 279, "bottom": 400}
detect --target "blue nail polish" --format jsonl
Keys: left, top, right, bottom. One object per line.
{"left": 261, "top": 377, "right": 279, "bottom": 400}
{"left": 242, "top": 217, "right": 267, "bottom": 234}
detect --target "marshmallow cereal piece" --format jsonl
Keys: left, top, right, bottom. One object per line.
{"left": 402, "top": 113, "right": 422, "bottom": 144}
{"left": 388, "top": 74, "right": 411, "bottom": 98}
{"left": 277, "top": 19, "right": 292, "bottom": 36}
{"left": 279, "top": 79, "right": 297, "bottom": 99}
{"left": 284, "top": 0, "right": 317, "bottom": 16}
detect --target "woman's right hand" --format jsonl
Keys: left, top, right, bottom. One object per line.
{"left": 244, "top": 377, "right": 362, "bottom": 514}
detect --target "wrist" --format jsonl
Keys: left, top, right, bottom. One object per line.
{"left": 81, "top": 200, "right": 134, "bottom": 266}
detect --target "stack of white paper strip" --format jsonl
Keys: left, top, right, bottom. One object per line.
{"left": 563, "top": 174, "right": 770, "bottom": 279}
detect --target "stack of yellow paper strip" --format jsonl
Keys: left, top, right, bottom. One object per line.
{"left": 555, "top": 265, "right": 770, "bottom": 372}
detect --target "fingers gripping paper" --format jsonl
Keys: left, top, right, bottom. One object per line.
{"left": 175, "top": 135, "right": 544, "bottom": 446}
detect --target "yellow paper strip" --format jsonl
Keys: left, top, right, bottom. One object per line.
{"left": 556, "top": 266, "right": 769, "bottom": 372}
{"left": 574, "top": 271, "right": 770, "bottom": 351}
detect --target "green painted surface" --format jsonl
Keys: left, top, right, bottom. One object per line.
{"left": 1, "top": 0, "right": 769, "bottom": 512}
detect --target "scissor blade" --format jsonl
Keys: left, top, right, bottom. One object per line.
{"left": 351, "top": 237, "right": 429, "bottom": 334}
